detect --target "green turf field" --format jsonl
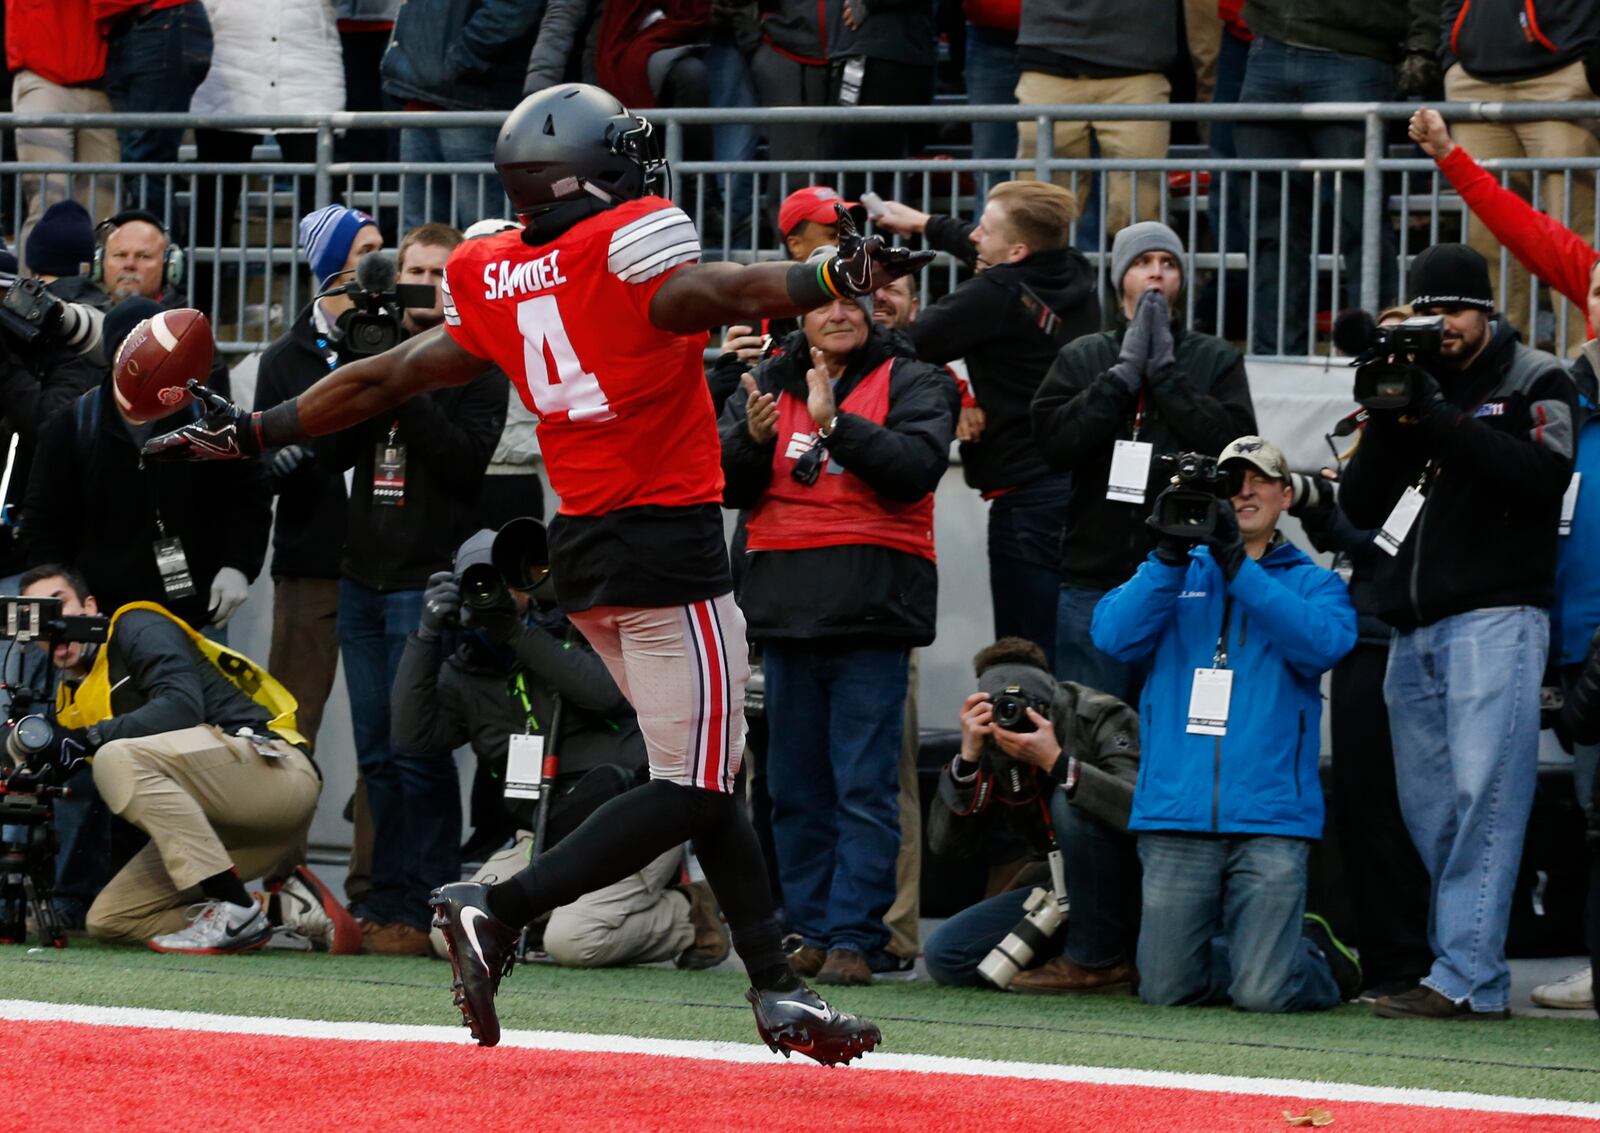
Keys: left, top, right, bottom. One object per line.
{"left": 3, "top": 940, "right": 1596, "bottom": 1103}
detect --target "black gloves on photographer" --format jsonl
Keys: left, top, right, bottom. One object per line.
{"left": 1201, "top": 498, "right": 1248, "bottom": 581}
{"left": 1146, "top": 486, "right": 1197, "bottom": 568}
{"left": 463, "top": 600, "right": 523, "bottom": 646}
{"left": 417, "top": 570, "right": 460, "bottom": 642}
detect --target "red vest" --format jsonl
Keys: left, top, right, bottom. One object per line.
{"left": 745, "top": 358, "right": 937, "bottom": 562}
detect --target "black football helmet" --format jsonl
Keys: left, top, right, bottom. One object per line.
{"left": 495, "top": 84, "right": 665, "bottom": 241}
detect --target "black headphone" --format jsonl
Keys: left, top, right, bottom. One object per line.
{"left": 91, "top": 209, "right": 185, "bottom": 290}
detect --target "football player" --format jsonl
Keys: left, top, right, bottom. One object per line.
{"left": 142, "top": 83, "right": 931, "bottom": 1065}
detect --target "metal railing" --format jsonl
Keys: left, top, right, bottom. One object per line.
{"left": 5, "top": 101, "right": 1599, "bottom": 355}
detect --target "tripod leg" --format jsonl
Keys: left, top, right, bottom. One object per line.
{"left": 21, "top": 872, "right": 66, "bottom": 948}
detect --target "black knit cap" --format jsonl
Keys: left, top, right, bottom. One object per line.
{"left": 1408, "top": 243, "right": 1494, "bottom": 312}
{"left": 25, "top": 199, "right": 95, "bottom": 278}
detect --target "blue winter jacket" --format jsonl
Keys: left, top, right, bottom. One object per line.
{"left": 1091, "top": 539, "right": 1356, "bottom": 840}
{"left": 1553, "top": 352, "right": 1600, "bottom": 667}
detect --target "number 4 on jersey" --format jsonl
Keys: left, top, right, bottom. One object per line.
{"left": 517, "top": 294, "right": 616, "bottom": 422}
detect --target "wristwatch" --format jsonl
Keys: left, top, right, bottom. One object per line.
{"left": 818, "top": 414, "right": 838, "bottom": 438}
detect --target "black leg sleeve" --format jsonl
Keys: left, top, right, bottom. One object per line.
{"left": 684, "top": 788, "right": 795, "bottom": 990}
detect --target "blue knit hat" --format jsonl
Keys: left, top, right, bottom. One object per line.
{"left": 299, "top": 205, "right": 378, "bottom": 286}
{"left": 27, "top": 199, "right": 95, "bottom": 277}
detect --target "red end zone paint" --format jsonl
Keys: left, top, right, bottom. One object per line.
{"left": 14, "top": 1020, "right": 1590, "bottom": 1133}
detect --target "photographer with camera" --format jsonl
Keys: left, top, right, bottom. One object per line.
{"left": 325, "top": 221, "right": 508, "bottom": 952}
{"left": 395, "top": 522, "right": 728, "bottom": 970}
{"left": 719, "top": 262, "right": 958, "bottom": 985}
{"left": 10, "top": 564, "right": 320, "bottom": 952}
{"left": 1091, "top": 436, "right": 1362, "bottom": 1013}
{"left": 1340, "top": 244, "right": 1577, "bottom": 1020}
{"left": 1032, "top": 221, "right": 1256, "bottom": 705}
{"left": 922, "top": 637, "right": 1141, "bottom": 992}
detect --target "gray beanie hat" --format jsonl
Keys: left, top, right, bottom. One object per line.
{"left": 1110, "top": 221, "right": 1185, "bottom": 292}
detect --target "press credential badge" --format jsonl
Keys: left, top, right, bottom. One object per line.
{"left": 504, "top": 732, "right": 544, "bottom": 800}
{"left": 1186, "top": 667, "right": 1232, "bottom": 736}
{"left": 1106, "top": 439, "right": 1154, "bottom": 504}
{"left": 1375, "top": 486, "right": 1425, "bottom": 557}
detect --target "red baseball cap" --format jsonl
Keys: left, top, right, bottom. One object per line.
{"left": 777, "top": 185, "right": 865, "bottom": 236}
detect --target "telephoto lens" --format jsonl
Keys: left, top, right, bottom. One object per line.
{"left": 977, "top": 886, "right": 1069, "bottom": 988}
{"left": 5, "top": 714, "right": 55, "bottom": 766}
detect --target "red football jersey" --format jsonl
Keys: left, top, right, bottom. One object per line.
{"left": 441, "top": 197, "right": 717, "bottom": 517}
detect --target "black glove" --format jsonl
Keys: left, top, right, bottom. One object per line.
{"left": 417, "top": 570, "right": 460, "bottom": 641}
{"left": 1202, "top": 498, "right": 1247, "bottom": 581}
{"left": 1397, "top": 50, "right": 1444, "bottom": 100}
{"left": 141, "top": 381, "right": 264, "bottom": 461}
{"left": 461, "top": 599, "right": 522, "bottom": 645}
{"left": 824, "top": 203, "right": 936, "bottom": 296}
{"left": 17, "top": 725, "right": 96, "bottom": 785}
{"left": 269, "top": 444, "right": 312, "bottom": 480}
{"left": 1407, "top": 368, "right": 1461, "bottom": 434}
{"left": 1145, "top": 490, "right": 1196, "bottom": 568}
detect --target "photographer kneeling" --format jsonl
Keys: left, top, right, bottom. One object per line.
{"left": 15, "top": 564, "right": 319, "bottom": 952}
{"left": 1091, "top": 437, "right": 1362, "bottom": 1012}
{"left": 395, "top": 523, "right": 728, "bottom": 970}
{"left": 923, "top": 637, "right": 1141, "bottom": 993}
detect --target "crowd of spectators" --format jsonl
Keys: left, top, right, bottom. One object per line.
{"left": 0, "top": 0, "right": 1595, "bottom": 1021}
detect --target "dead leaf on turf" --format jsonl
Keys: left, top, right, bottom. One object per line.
{"left": 1283, "top": 1106, "right": 1334, "bottom": 1126}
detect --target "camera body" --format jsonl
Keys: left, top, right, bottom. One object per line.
{"left": 0, "top": 274, "right": 104, "bottom": 359}
{"left": 456, "top": 517, "right": 552, "bottom": 616}
{"left": 1149, "top": 452, "right": 1244, "bottom": 539}
{"left": 1350, "top": 315, "right": 1445, "bottom": 410}
{"left": 991, "top": 684, "right": 1051, "bottom": 735}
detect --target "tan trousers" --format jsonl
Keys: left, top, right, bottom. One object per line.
{"left": 1445, "top": 60, "right": 1598, "bottom": 357}
{"left": 884, "top": 650, "right": 922, "bottom": 959}
{"left": 87, "top": 725, "right": 320, "bottom": 943}
{"left": 1014, "top": 70, "right": 1172, "bottom": 236}
{"left": 1185, "top": 0, "right": 1223, "bottom": 136}
{"left": 11, "top": 71, "right": 119, "bottom": 274}
{"left": 544, "top": 847, "right": 694, "bottom": 967}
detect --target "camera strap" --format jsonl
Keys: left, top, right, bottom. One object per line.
{"left": 373, "top": 420, "right": 406, "bottom": 506}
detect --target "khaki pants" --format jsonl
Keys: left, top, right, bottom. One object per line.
{"left": 884, "top": 650, "right": 922, "bottom": 959}
{"left": 11, "top": 71, "right": 119, "bottom": 273}
{"left": 87, "top": 725, "right": 320, "bottom": 943}
{"left": 1185, "top": 0, "right": 1223, "bottom": 130}
{"left": 1014, "top": 70, "right": 1171, "bottom": 236}
{"left": 1445, "top": 60, "right": 1598, "bottom": 357}
{"left": 544, "top": 847, "right": 694, "bottom": 967}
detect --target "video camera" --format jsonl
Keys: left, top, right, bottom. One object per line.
{"left": 0, "top": 273, "right": 106, "bottom": 362}
{"left": 1, "top": 595, "right": 110, "bottom": 647}
{"left": 321, "top": 252, "right": 437, "bottom": 360}
{"left": 1332, "top": 309, "right": 1446, "bottom": 410}
{"left": 1149, "top": 452, "right": 1244, "bottom": 539}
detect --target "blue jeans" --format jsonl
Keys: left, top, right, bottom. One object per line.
{"left": 989, "top": 473, "right": 1070, "bottom": 670}
{"left": 400, "top": 124, "right": 502, "bottom": 234}
{"left": 1137, "top": 831, "right": 1341, "bottom": 1012}
{"left": 763, "top": 640, "right": 907, "bottom": 954}
{"left": 1056, "top": 583, "right": 1148, "bottom": 706}
{"left": 1233, "top": 36, "right": 1397, "bottom": 354}
{"left": 966, "top": 23, "right": 1019, "bottom": 206}
{"left": 1385, "top": 606, "right": 1547, "bottom": 1012}
{"left": 705, "top": 30, "right": 758, "bottom": 235}
{"left": 923, "top": 790, "right": 1138, "bottom": 984}
{"left": 337, "top": 579, "right": 459, "bottom": 930}
{"left": 103, "top": 2, "right": 213, "bottom": 211}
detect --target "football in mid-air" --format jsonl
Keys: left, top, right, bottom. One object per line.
{"left": 112, "top": 308, "right": 214, "bottom": 423}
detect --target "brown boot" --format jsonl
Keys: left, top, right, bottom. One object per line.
{"left": 359, "top": 918, "right": 431, "bottom": 956}
{"left": 815, "top": 948, "right": 873, "bottom": 986}
{"left": 674, "top": 881, "right": 731, "bottom": 970}
{"left": 787, "top": 944, "right": 827, "bottom": 978}
{"left": 1009, "top": 956, "right": 1136, "bottom": 994}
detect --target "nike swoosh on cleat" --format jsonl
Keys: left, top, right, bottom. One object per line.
{"left": 460, "top": 906, "right": 493, "bottom": 972}
{"left": 773, "top": 1000, "right": 835, "bottom": 1023}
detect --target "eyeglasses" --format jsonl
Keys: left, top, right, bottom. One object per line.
{"left": 791, "top": 435, "right": 826, "bottom": 486}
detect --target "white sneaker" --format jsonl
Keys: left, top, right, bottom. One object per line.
{"left": 148, "top": 900, "right": 271, "bottom": 954}
{"left": 1530, "top": 966, "right": 1594, "bottom": 1010}
{"left": 272, "top": 866, "right": 362, "bottom": 955}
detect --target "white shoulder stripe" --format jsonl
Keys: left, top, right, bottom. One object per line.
{"left": 609, "top": 221, "right": 699, "bottom": 276}
{"left": 441, "top": 267, "right": 460, "bottom": 326}
{"left": 610, "top": 204, "right": 693, "bottom": 245}
{"left": 617, "top": 244, "right": 701, "bottom": 284}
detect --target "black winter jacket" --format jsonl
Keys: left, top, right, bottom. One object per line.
{"left": 1443, "top": 0, "right": 1599, "bottom": 82}
{"left": 1297, "top": 491, "right": 1390, "bottom": 646}
{"left": 332, "top": 365, "right": 507, "bottom": 593}
{"left": 1031, "top": 319, "right": 1256, "bottom": 590}
{"left": 1243, "top": 0, "right": 1436, "bottom": 65}
{"left": 719, "top": 325, "right": 958, "bottom": 644}
{"left": 912, "top": 214, "right": 1098, "bottom": 493}
{"left": 393, "top": 610, "right": 645, "bottom": 797}
{"left": 381, "top": 0, "right": 543, "bottom": 110}
{"left": 1340, "top": 319, "right": 1576, "bottom": 629}
{"left": 22, "top": 376, "right": 271, "bottom": 629}
{"left": 252, "top": 304, "right": 346, "bottom": 579}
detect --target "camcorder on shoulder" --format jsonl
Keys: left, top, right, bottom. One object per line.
{"left": 1332, "top": 309, "right": 1445, "bottom": 410}
{"left": 323, "top": 252, "right": 436, "bottom": 360}
{"left": 1148, "top": 452, "right": 1244, "bottom": 539}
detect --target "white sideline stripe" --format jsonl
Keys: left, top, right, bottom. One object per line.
{"left": 3, "top": 999, "right": 1597, "bottom": 1121}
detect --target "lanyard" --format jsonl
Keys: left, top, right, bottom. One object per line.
{"left": 1131, "top": 391, "right": 1146, "bottom": 442}
{"left": 508, "top": 671, "right": 540, "bottom": 733}
{"left": 1214, "top": 594, "right": 1233, "bottom": 670}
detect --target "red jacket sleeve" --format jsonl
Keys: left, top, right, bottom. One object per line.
{"left": 1436, "top": 146, "right": 1598, "bottom": 337}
